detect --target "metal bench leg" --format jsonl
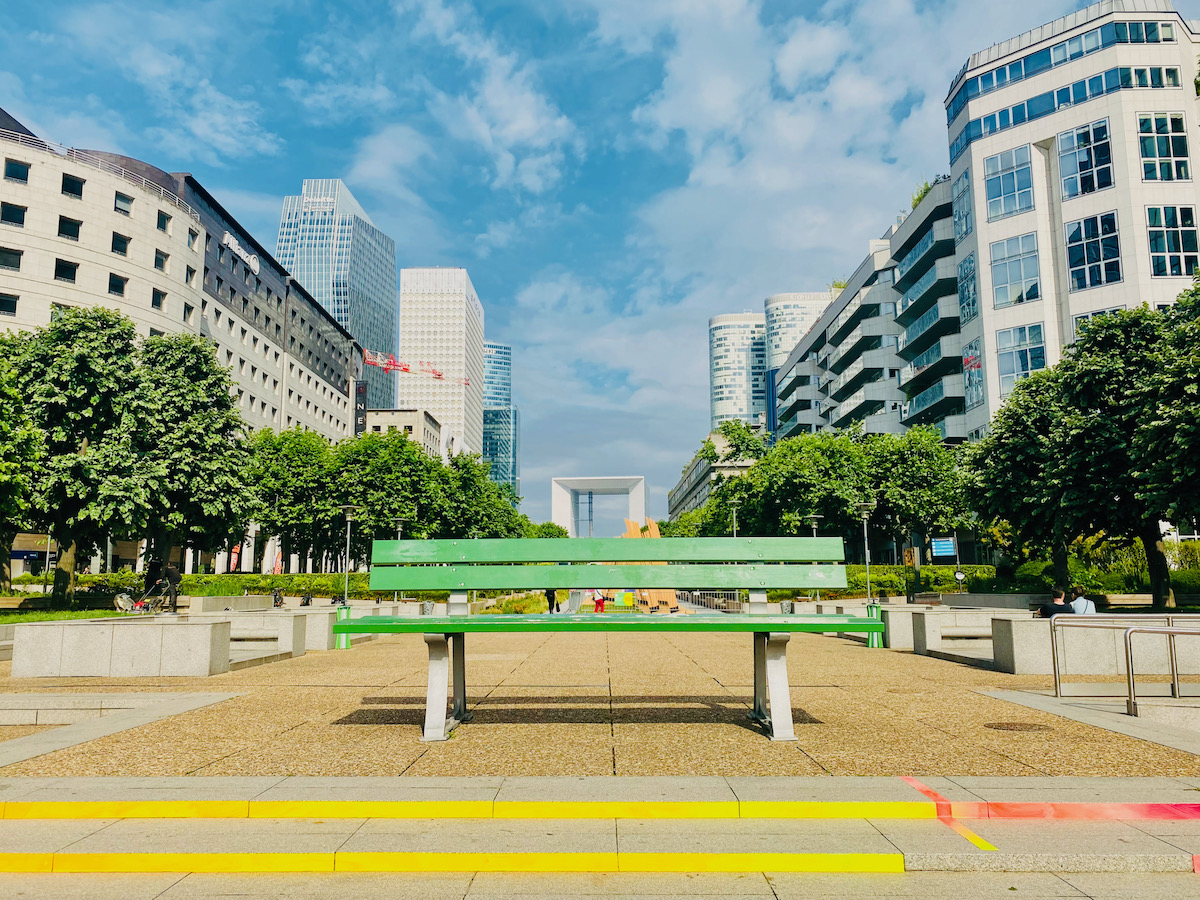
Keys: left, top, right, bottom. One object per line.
{"left": 750, "top": 632, "right": 768, "bottom": 726}
{"left": 748, "top": 589, "right": 768, "bottom": 615}
{"left": 451, "top": 632, "right": 473, "bottom": 724}
{"left": 764, "top": 632, "right": 796, "bottom": 741}
{"left": 448, "top": 591, "right": 470, "bottom": 616}
{"left": 421, "top": 633, "right": 462, "bottom": 741}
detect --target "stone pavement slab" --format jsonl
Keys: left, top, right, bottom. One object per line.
{"left": 5, "top": 775, "right": 286, "bottom": 802}
{"left": 1057, "top": 872, "right": 1200, "bottom": 898}
{"left": 60, "top": 817, "right": 365, "bottom": 855}
{"left": 465, "top": 872, "right": 773, "bottom": 895}
{"left": 254, "top": 775, "right": 505, "bottom": 804}
{"left": 494, "top": 777, "right": 737, "bottom": 805}
{"left": 615, "top": 818, "right": 897, "bottom": 855}
{"left": 0, "top": 819, "right": 116, "bottom": 852}
{"left": 765, "top": 871, "right": 1088, "bottom": 898}
{"left": 340, "top": 818, "right": 617, "bottom": 854}
{"left": 944, "top": 775, "right": 1200, "bottom": 804}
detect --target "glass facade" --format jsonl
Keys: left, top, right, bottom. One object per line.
{"left": 276, "top": 179, "right": 398, "bottom": 409}
{"left": 709, "top": 314, "right": 767, "bottom": 431}
{"left": 482, "top": 341, "right": 519, "bottom": 497}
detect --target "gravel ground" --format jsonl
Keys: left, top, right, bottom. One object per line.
{"left": 0, "top": 631, "right": 1198, "bottom": 777}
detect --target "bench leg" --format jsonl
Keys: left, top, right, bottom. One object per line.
{"left": 749, "top": 632, "right": 797, "bottom": 741}
{"left": 748, "top": 589, "right": 768, "bottom": 615}
{"left": 451, "top": 632, "right": 473, "bottom": 724}
{"left": 448, "top": 591, "right": 470, "bottom": 616}
{"left": 421, "top": 633, "right": 464, "bottom": 742}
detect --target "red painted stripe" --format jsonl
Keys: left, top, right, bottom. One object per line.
{"left": 1193, "top": 854, "right": 1199, "bottom": 874}
{"left": 899, "top": 777, "right": 952, "bottom": 820}
{"left": 986, "top": 802, "right": 1196, "bottom": 821}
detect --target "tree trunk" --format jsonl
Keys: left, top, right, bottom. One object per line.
{"left": 51, "top": 539, "right": 77, "bottom": 607}
{"left": 1051, "top": 542, "right": 1070, "bottom": 591}
{"left": 1142, "top": 523, "right": 1176, "bottom": 611}
{"left": 0, "top": 526, "right": 15, "bottom": 594}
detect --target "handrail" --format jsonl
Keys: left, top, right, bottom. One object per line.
{"left": 1050, "top": 615, "right": 1200, "bottom": 715}
{"left": 0, "top": 128, "right": 200, "bottom": 222}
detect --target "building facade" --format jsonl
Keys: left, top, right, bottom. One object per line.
{"left": 482, "top": 341, "right": 519, "bottom": 497}
{"left": 667, "top": 430, "right": 759, "bottom": 520}
{"left": 763, "top": 291, "right": 835, "bottom": 433}
{"left": 275, "top": 179, "right": 397, "bottom": 410}
{"left": 948, "top": 0, "right": 1200, "bottom": 440}
{"left": 397, "top": 267, "right": 485, "bottom": 453}
{"left": 0, "top": 113, "right": 359, "bottom": 443}
{"left": 708, "top": 312, "right": 766, "bottom": 430}
{"left": 364, "top": 408, "right": 442, "bottom": 458}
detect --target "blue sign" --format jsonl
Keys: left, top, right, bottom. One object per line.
{"left": 931, "top": 538, "right": 956, "bottom": 557}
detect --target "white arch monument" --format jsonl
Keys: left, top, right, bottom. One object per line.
{"left": 551, "top": 477, "right": 646, "bottom": 538}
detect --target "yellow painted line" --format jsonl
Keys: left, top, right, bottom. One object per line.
{"left": 337, "top": 852, "right": 620, "bottom": 872}
{"left": 248, "top": 800, "right": 493, "bottom": 819}
{"left": 0, "top": 854, "right": 53, "bottom": 873}
{"left": 942, "top": 818, "right": 998, "bottom": 852}
{"left": 739, "top": 801, "right": 937, "bottom": 819}
{"left": 492, "top": 801, "right": 739, "bottom": 819}
{"left": 49, "top": 853, "right": 336, "bottom": 873}
{"left": 3, "top": 801, "right": 250, "bottom": 820}
{"left": 617, "top": 853, "right": 906, "bottom": 873}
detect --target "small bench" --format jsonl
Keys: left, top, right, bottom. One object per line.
{"left": 335, "top": 537, "right": 882, "bottom": 742}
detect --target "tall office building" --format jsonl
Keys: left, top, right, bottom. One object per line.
{"left": 763, "top": 292, "right": 835, "bottom": 433}
{"left": 482, "top": 341, "right": 519, "bottom": 496}
{"left": 397, "top": 267, "right": 485, "bottom": 453}
{"left": 275, "top": 179, "right": 397, "bottom": 409}
{"left": 948, "top": 0, "right": 1199, "bottom": 440}
{"left": 708, "top": 312, "right": 767, "bottom": 430}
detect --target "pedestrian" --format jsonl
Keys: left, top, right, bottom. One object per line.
{"left": 593, "top": 589, "right": 605, "bottom": 614}
{"left": 164, "top": 561, "right": 182, "bottom": 613}
{"left": 545, "top": 588, "right": 559, "bottom": 614}
{"left": 1039, "top": 587, "right": 1074, "bottom": 618}
{"left": 1070, "top": 585, "right": 1096, "bottom": 615}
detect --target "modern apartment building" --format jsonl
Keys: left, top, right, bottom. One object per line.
{"left": 947, "top": 0, "right": 1200, "bottom": 439}
{"left": 667, "top": 429, "right": 760, "bottom": 520}
{"left": 482, "top": 341, "right": 519, "bottom": 497}
{"left": 0, "top": 110, "right": 359, "bottom": 443}
{"left": 397, "top": 267, "right": 485, "bottom": 453}
{"left": 275, "top": 179, "right": 397, "bottom": 410}
{"left": 763, "top": 291, "right": 835, "bottom": 433}
{"left": 708, "top": 312, "right": 766, "bottom": 430}
{"left": 364, "top": 408, "right": 442, "bottom": 458}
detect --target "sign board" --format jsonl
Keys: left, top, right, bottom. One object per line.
{"left": 354, "top": 380, "right": 369, "bottom": 436}
{"left": 903, "top": 547, "right": 915, "bottom": 567}
{"left": 931, "top": 537, "right": 957, "bottom": 558}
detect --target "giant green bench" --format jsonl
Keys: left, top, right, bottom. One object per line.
{"left": 336, "top": 537, "right": 882, "bottom": 742}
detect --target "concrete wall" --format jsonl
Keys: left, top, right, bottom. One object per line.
{"left": 188, "top": 595, "right": 274, "bottom": 613}
{"left": 12, "top": 621, "right": 231, "bottom": 677}
{"left": 993, "top": 617, "right": 1200, "bottom": 676}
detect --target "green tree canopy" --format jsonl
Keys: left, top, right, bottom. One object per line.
{"left": 0, "top": 333, "right": 43, "bottom": 592}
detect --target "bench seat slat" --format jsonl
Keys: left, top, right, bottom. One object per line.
{"left": 368, "top": 563, "right": 847, "bottom": 592}
{"left": 372, "top": 537, "right": 845, "bottom": 565}
{"left": 334, "top": 614, "right": 883, "bottom": 635}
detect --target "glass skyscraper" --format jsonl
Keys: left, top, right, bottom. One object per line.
{"left": 275, "top": 179, "right": 398, "bottom": 409}
{"left": 482, "top": 341, "right": 519, "bottom": 498}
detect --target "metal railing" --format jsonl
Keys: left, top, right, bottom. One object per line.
{"left": 678, "top": 590, "right": 742, "bottom": 614}
{"left": 1050, "top": 615, "right": 1200, "bottom": 715}
{"left": 0, "top": 128, "right": 200, "bottom": 221}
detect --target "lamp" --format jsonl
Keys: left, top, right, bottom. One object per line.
{"left": 729, "top": 500, "right": 741, "bottom": 539}
{"left": 856, "top": 501, "right": 877, "bottom": 602}
{"left": 340, "top": 505, "right": 360, "bottom": 606}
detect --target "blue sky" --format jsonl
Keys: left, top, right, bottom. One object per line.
{"left": 5, "top": 0, "right": 1198, "bottom": 532}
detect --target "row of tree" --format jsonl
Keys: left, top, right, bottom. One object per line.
{"left": 666, "top": 287, "right": 1200, "bottom": 609}
{"left": 0, "top": 307, "right": 563, "bottom": 604}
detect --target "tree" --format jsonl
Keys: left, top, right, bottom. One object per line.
{"left": 137, "top": 333, "right": 253, "bottom": 568}
{"left": 864, "top": 428, "right": 968, "bottom": 552}
{"left": 0, "top": 334, "right": 42, "bottom": 593}
{"left": 249, "top": 428, "right": 336, "bottom": 572}
{"left": 524, "top": 521, "right": 569, "bottom": 539}
{"left": 19, "top": 308, "right": 159, "bottom": 604}
{"left": 715, "top": 419, "right": 767, "bottom": 461}
{"left": 961, "top": 369, "right": 1079, "bottom": 588}
{"left": 441, "top": 453, "right": 527, "bottom": 539}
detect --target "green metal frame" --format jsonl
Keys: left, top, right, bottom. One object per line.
{"left": 335, "top": 614, "right": 883, "bottom": 635}
{"left": 371, "top": 537, "right": 845, "bottom": 564}
{"left": 369, "top": 564, "right": 846, "bottom": 591}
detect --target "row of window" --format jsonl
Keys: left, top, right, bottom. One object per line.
{"left": 947, "top": 19, "right": 1178, "bottom": 125}
{"left": 950, "top": 65, "right": 1183, "bottom": 163}
{"left": 962, "top": 323, "right": 1048, "bottom": 411}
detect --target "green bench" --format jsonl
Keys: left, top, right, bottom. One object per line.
{"left": 337, "top": 537, "right": 882, "bottom": 742}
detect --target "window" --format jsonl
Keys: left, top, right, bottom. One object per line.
{"left": 54, "top": 259, "right": 78, "bottom": 283}
{"left": 185, "top": 265, "right": 196, "bottom": 286}
{"left": 156, "top": 210, "right": 171, "bottom": 233}
{"left": 1147, "top": 205, "right": 1199, "bottom": 276}
{"left": 957, "top": 253, "right": 979, "bottom": 324}
{"left": 952, "top": 169, "right": 972, "bottom": 243}
{"left": 108, "top": 273, "right": 127, "bottom": 296}
{"left": 111, "top": 232, "right": 131, "bottom": 256}
{"left": 1059, "top": 119, "right": 1113, "bottom": 198}
{"left": 150, "top": 328, "right": 165, "bottom": 337}
{"left": 990, "top": 233, "right": 1040, "bottom": 308}
{"left": 217, "top": 246, "right": 226, "bottom": 264}
{"left": 152, "top": 289, "right": 166, "bottom": 310}
{"left": 1066, "top": 212, "right": 1121, "bottom": 290}
{"left": 154, "top": 249, "right": 168, "bottom": 272}
{"left": 183, "top": 303, "right": 194, "bottom": 325}
{"left": 1074, "top": 307, "right": 1125, "bottom": 339}
{"left": 997, "top": 324, "right": 1047, "bottom": 397}
{"left": 984, "top": 146, "right": 1033, "bottom": 220}
{"left": 4, "top": 159, "right": 29, "bottom": 183}
{"left": 0, "top": 202, "right": 25, "bottom": 227}
{"left": 1139, "top": 113, "right": 1189, "bottom": 181}
{"left": 114, "top": 192, "right": 134, "bottom": 215}
{"left": 0, "top": 247, "right": 21, "bottom": 270}
{"left": 61, "top": 173, "right": 84, "bottom": 198}
{"left": 187, "top": 229, "right": 198, "bottom": 250}
{"left": 963, "top": 338, "right": 984, "bottom": 410}
{"left": 58, "top": 216, "right": 82, "bottom": 241}
{"left": 0, "top": 292, "right": 16, "bottom": 316}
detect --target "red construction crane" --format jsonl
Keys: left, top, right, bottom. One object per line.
{"left": 363, "top": 349, "right": 470, "bottom": 386}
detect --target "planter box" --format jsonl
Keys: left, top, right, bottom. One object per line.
{"left": 12, "top": 620, "right": 230, "bottom": 677}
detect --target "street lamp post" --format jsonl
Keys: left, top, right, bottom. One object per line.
{"left": 802, "top": 514, "right": 824, "bottom": 601}
{"left": 730, "top": 500, "right": 741, "bottom": 539}
{"left": 340, "top": 505, "right": 359, "bottom": 606}
{"left": 393, "top": 518, "right": 405, "bottom": 603}
{"left": 856, "top": 501, "right": 877, "bottom": 602}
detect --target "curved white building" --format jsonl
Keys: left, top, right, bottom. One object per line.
{"left": 764, "top": 292, "right": 836, "bottom": 370}
{"left": 708, "top": 312, "right": 766, "bottom": 430}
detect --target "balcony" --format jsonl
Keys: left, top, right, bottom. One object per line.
{"left": 897, "top": 335, "right": 963, "bottom": 393}
{"left": 896, "top": 296, "right": 960, "bottom": 360}
{"left": 894, "top": 218, "right": 955, "bottom": 289}
{"left": 896, "top": 256, "right": 957, "bottom": 324}
{"left": 901, "top": 373, "right": 966, "bottom": 427}
{"left": 832, "top": 381, "right": 902, "bottom": 428}
{"left": 934, "top": 414, "right": 968, "bottom": 443}
{"left": 828, "top": 315, "right": 903, "bottom": 372}
{"left": 776, "top": 359, "right": 818, "bottom": 402}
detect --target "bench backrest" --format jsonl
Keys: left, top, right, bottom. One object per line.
{"left": 368, "top": 537, "right": 847, "bottom": 592}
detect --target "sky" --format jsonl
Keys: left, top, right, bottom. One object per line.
{"left": 5, "top": 0, "right": 1199, "bottom": 533}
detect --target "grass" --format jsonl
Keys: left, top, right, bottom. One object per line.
{"left": 0, "top": 609, "right": 134, "bottom": 625}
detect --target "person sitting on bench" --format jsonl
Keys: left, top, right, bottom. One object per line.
{"left": 1039, "top": 587, "right": 1074, "bottom": 618}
